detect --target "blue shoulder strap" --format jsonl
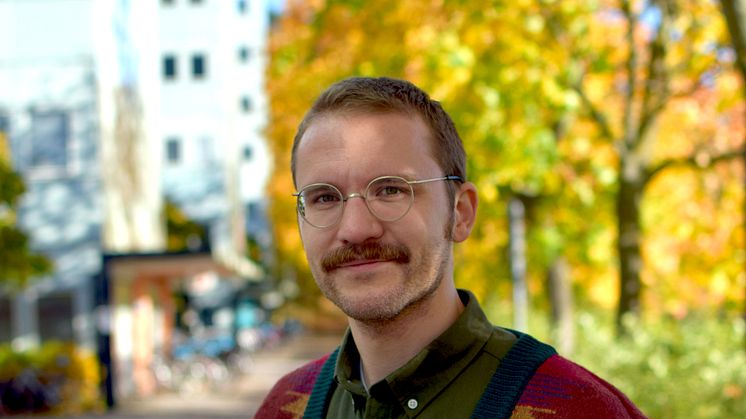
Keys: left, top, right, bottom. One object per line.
{"left": 471, "top": 330, "right": 557, "bottom": 419}
{"left": 302, "top": 347, "right": 339, "bottom": 419}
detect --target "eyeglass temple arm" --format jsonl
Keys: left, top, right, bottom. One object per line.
{"left": 408, "top": 175, "right": 464, "bottom": 185}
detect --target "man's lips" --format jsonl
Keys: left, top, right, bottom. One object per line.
{"left": 336, "top": 258, "right": 389, "bottom": 269}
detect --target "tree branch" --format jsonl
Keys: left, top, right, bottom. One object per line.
{"left": 572, "top": 77, "right": 617, "bottom": 142}
{"left": 645, "top": 147, "right": 746, "bottom": 183}
{"left": 621, "top": 0, "right": 639, "bottom": 149}
{"left": 720, "top": 0, "right": 746, "bottom": 80}
{"left": 636, "top": 2, "right": 669, "bottom": 144}
{"left": 637, "top": 69, "right": 714, "bottom": 148}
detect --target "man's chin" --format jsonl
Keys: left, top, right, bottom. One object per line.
{"left": 323, "top": 287, "right": 405, "bottom": 322}
{"left": 339, "top": 301, "right": 402, "bottom": 324}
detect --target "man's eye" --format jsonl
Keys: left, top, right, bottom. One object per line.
{"left": 381, "top": 186, "right": 403, "bottom": 196}
{"left": 315, "top": 194, "right": 340, "bottom": 203}
{"left": 371, "top": 183, "right": 408, "bottom": 199}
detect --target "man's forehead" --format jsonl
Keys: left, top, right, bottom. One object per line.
{"left": 299, "top": 110, "right": 429, "bottom": 146}
{"left": 299, "top": 111, "right": 433, "bottom": 151}
{"left": 294, "top": 111, "right": 440, "bottom": 186}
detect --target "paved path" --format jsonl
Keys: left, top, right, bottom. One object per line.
{"left": 86, "top": 333, "right": 342, "bottom": 418}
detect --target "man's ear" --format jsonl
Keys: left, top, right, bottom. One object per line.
{"left": 451, "top": 181, "right": 478, "bottom": 243}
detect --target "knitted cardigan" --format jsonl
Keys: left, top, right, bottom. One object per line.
{"left": 255, "top": 333, "right": 646, "bottom": 419}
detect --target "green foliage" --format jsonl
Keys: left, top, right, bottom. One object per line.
{"left": 0, "top": 134, "right": 52, "bottom": 290}
{"left": 572, "top": 313, "right": 746, "bottom": 419}
{"left": 0, "top": 160, "right": 25, "bottom": 208}
{"left": 0, "top": 342, "right": 104, "bottom": 415}
{"left": 246, "top": 234, "right": 269, "bottom": 271}
{"left": 485, "top": 302, "right": 746, "bottom": 419}
{"left": 0, "top": 226, "right": 53, "bottom": 289}
{"left": 164, "top": 199, "right": 207, "bottom": 252}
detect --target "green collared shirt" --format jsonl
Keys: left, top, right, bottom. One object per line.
{"left": 326, "top": 290, "right": 518, "bottom": 418}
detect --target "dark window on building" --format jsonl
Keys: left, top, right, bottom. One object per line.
{"left": 38, "top": 293, "right": 74, "bottom": 343}
{"left": 243, "top": 145, "right": 253, "bottom": 161}
{"left": 191, "top": 0, "right": 204, "bottom": 5}
{"left": 240, "top": 96, "right": 252, "bottom": 113}
{"left": 238, "top": 46, "right": 250, "bottom": 62}
{"left": 30, "top": 110, "right": 69, "bottom": 168}
{"left": 0, "top": 111, "right": 9, "bottom": 133}
{"left": 163, "top": 55, "right": 177, "bottom": 80}
{"left": 166, "top": 137, "right": 181, "bottom": 163}
{"left": 192, "top": 54, "right": 206, "bottom": 79}
{"left": 237, "top": 0, "right": 248, "bottom": 13}
{"left": 0, "top": 297, "right": 11, "bottom": 342}
{"left": 162, "top": 0, "right": 176, "bottom": 5}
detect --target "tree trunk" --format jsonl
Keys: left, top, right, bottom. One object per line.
{"left": 616, "top": 157, "right": 645, "bottom": 334}
{"left": 509, "top": 197, "right": 528, "bottom": 332}
{"left": 719, "top": 0, "right": 746, "bottom": 352}
{"left": 547, "top": 256, "right": 574, "bottom": 355}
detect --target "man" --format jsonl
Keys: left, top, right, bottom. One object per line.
{"left": 256, "top": 77, "right": 645, "bottom": 418}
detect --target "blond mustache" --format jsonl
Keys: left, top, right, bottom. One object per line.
{"left": 321, "top": 243, "right": 410, "bottom": 273}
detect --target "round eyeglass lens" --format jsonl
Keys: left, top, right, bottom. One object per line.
{"left": 298, "top": 184, "right": 343, "bottom": 227}
{"left": 365, "top": 177, "right": 414, "bottom": 221}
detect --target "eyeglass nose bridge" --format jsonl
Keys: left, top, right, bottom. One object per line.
{"left": 339, "top": 188, "right": 412, "bottom": 225}
{"left": 343, "top": 192, "right": 366, "bottom": 201}
{"left": 339, "top": 192, "right": 373, "bottom": 220}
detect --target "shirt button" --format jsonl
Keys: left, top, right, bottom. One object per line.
{"left": 407, "top": 399, "right": 418, "bottom": 410}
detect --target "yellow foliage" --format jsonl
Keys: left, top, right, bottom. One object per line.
{"left": 0, "top": 132, "right": 9, "bottom": 163}
{"left": 268, "top": 0, "right": 744, "bottom": 316}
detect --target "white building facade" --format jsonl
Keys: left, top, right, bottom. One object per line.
{"left": 157, "top": 0, "right": 271, "bottom": 258}
{"left": 0, "top": 0, "right": 270, "bottom": 351}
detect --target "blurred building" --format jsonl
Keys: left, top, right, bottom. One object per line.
{"left": 0, "top": 0, "right": 271, "bottom": 380}
{"left": 0, "top": 0, "right": 104, "bottom": 352}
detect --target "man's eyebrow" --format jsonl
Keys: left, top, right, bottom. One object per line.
{"left": 301, "top": 172, "right": 427, "bottom": 189}
{"left": 386, "top": 171, "right": 419, "bottom": 180}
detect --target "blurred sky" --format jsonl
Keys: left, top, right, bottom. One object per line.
{"left": 268, "top": 0, "right": 285, "bottom": 15}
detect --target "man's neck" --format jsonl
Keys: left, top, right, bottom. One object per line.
{"left": 349, "top": 284, "right": 464, "bottom": 386}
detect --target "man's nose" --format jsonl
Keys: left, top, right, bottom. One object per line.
{"left": 336, "top": 196, "right": 384, "bottom": 244}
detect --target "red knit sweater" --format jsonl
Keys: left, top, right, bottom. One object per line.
{"left": 256, "top": 353, "right": 646, "bottom": 418}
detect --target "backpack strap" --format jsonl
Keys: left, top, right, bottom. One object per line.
{"left": 302, "top": 346, "right": 340, "bottom": 419}
{"left": 471, "top": 330, "right": 557, "bottom": 419}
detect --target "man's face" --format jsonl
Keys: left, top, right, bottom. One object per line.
{"left": 294, "top": 111, "right": 456, "bottom": 323}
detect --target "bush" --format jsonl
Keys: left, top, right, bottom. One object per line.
{"left": 485, "top": 303, "right": 746, "bottom": 418}
{"left": 0, "top": 342, "right": 103, "bottom": 415}
{"left": 571, "top": 313, "right": 746, "bottom": 419}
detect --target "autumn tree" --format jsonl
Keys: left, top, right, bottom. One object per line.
{"left": 0, "top": 131, "right": 52, "bottom": 289}
{"left": 268, "top": 0, "right": 744, "bottom": 334}
{"left": 566, "top": 0, "right": 742, "bottom": 331}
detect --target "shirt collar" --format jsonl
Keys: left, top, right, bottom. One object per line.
{"left": 334, "top": 289, "right": 494, "bottom": 411}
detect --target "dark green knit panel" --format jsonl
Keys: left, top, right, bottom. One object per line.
{"left": 303, "top": 347, "right": 340, "bottom": 419}
{"left": 471, "top": 330, "right": 557, "bottom": 419}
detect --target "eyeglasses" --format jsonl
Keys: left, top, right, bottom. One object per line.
{"left": 293, "top": 175, "right": 463, "bottom": 228}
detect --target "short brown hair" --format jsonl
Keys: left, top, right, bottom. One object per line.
{"left": 290, "top": 77, "right": 466, "bottom": 200}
